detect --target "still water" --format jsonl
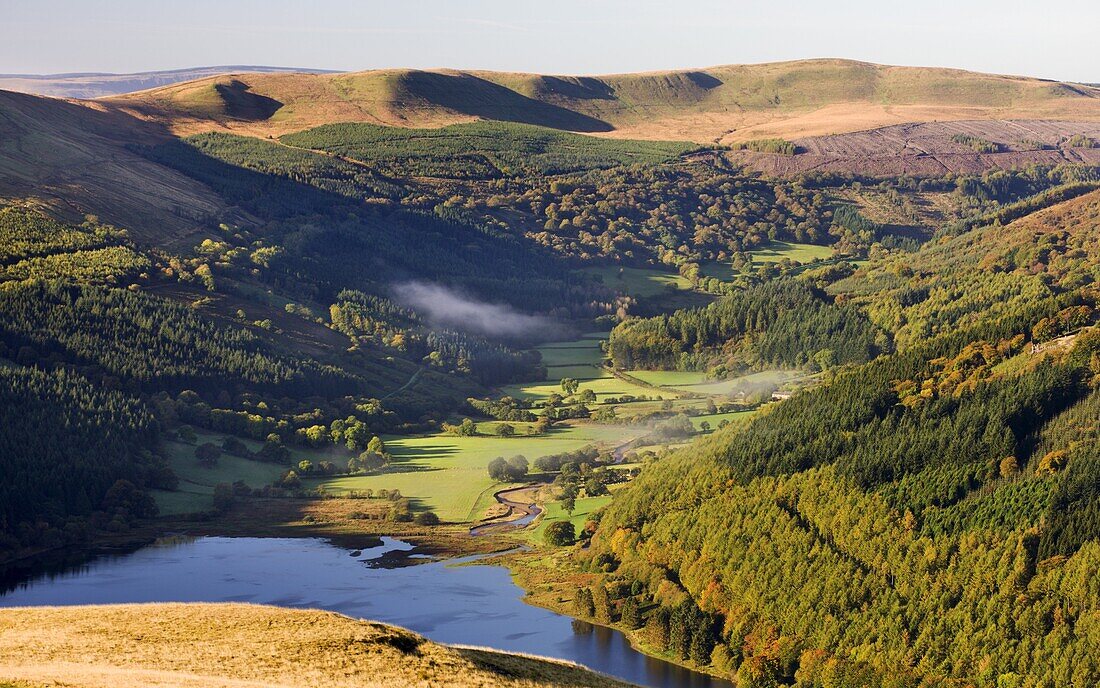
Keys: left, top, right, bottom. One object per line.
{"left": 0, "top": 536, "right": 732, "bottom": 688}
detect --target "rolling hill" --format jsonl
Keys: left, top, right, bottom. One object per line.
{"left": 105, "top": 59, "right": 1100, "bottom": 142}
{"left": 2, "top": 58, "right": 1099, "bottom": 236}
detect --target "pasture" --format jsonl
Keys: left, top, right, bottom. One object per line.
{"left": 699, "top": 240, "right": 836, "bottom": 281}
{"left": 581, "top": 265, "right": 691, "bottom": 298}
{"left": 307, "top": 422, "right": 632, "bottom": 523}
{"left": 153, "top": 432, "right": 288, "bottom": 514}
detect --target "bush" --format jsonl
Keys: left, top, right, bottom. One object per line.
{"left": 414, "top": 511, "right": 440, "bottom": 526}
{"left": 212, "top": 483, "right": 234, "bottom": 512}
{"left": 195, "top": 442, "right": 221, "bottom": 468}
{"left": 544, "top": 520, "right": 576, "bottom": 546}
{"left": 488, "top": 455, "right": 529, "bottom": 482}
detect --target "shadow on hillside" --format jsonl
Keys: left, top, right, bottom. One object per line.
{"left": 400, "top": 71, "right": 614, "bottom": 132}
{"left": 214, "top": 80, "right": 283, "bottom": 121}
{"left": 534, "top": 75, "right": 615, "bottom": 101}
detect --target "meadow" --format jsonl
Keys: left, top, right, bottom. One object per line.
{"left": 698, "top": 240, "right": 836, "bottom": 281}
{"left": 528, "top": 494, "right": 614, "bottom": 544}
{"left": 626, "top": 368, "right": 801, "bottom": 397}
{"left": 307, "top": 422, "right": 632, "bottom": 522}
{"left": 153, "top": 431, "right": 288, "bottom": 515}
{"left": 580, "top": 265, "right": 692, "bottom": 298}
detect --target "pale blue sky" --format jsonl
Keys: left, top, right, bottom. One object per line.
{"left": 2, "top": 0, "right": 1097, "bottom": 82}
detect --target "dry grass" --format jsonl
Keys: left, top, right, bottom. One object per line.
{"left": 0, "top": 603, "right": 634, "bottom": 688}
{"left": 106, "top": 59, "right": 1100, "bottom": 143}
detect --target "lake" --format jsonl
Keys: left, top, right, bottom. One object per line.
{"left": 0, "top": 536, "right": 733, "bottom": 688}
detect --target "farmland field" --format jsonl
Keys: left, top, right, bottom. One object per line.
{"left": 581, "top": 265, "right": 692, "bottom": 298}
{"left": 749, "top": 240, "right": 835, "bottom": 264}
{"left": 307, "top": 422, "right": 633, "bottom": 522}
{"left": 699, "top": 240, "right": 837, "bottom": 281}
{"left": 528, "top": 494, "right": 614, "bottom": 544}
{"left": 153, "top": 432, "right": 289, "bottom": 514}
{"left": 689, "top": 409, "right": 758, "bottom": 430}
{"left": 626, "top": 369, "right": 802, "bottom": 397}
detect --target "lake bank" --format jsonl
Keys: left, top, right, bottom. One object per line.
{"left": 0, "top": 535, "right": 732, "bottom": 688}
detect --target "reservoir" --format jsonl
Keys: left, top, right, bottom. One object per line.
{"left": 0, "top": 536, "right": 733, "bottom": 688}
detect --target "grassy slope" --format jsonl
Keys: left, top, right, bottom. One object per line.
{"left": 106, "top": 59, "right": 1100, "bottom": 142}
{"left": 581, "top": 265, "right": 692, "bottom": 298}
{"left": 529, "top": 494, "right": 614, "bottom": 544}
{"left": 0, "top": 604, "right": 631, "bottom": 688}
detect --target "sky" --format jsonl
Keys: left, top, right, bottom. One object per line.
{"left": 2, "top": 0, "right": 1098, "bottom": 83}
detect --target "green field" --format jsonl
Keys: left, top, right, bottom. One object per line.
{"left": 528, "top": 494, "right": 614, "bottom": 544}
{"left": 627, "top": 369, "right": 801, "bottom": 397}
{"left": 750, "top": 241, "right": 834, "bottom": 263}
{"left": 503, "top": 375, "right": 675, "bottom": 407}
{"left": 505, "top": 333, "right": 667, "bottom": 407}
{"left": 306, "top": 422, "right": 631, "bottom": 523}
{"left": 626, "top": 370, "right": 711, "bottom": 387}
{"left": 689, "top": 409, "right": 758, "bottom": 430}
{"left": 153, "top": 433, "right": 289, "bottom": 514}
{"left": 539, "top": 337, "right": 607, "bottom": 381}
{"left": 700, "top": 240, "right": 836, "bottom": 281}
{"left": 581, "top": 265, "right": 692, "bottom": 298}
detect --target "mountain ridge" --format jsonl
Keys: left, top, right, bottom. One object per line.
{"left": 100, "top": 58, "right": 1100, "bottom": 142}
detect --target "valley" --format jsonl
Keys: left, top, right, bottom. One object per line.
{"left": 1, "top": 53, "right": 1100, "bottom": 688}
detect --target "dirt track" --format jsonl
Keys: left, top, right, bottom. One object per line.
{"left": 720, "top": 120, "right": 1100, "bottom": 177}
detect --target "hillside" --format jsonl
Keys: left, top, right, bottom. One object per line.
{"left": 106, "top": 59, "right": 1100, "bottom": 142}
{"left": 0, "top": 89, "right": 230, "bottom": 248}
{"left": 573, "top": 188, "right": 1100, "bottom": 686}
{"left": 0, "top": 603, "right": 632, "bottom": 688}
{"left": 0, "top": 66, "right": 338, "bottom": 99}
{"left": 724, "top": 119, "right": 1100, "bottom": 176}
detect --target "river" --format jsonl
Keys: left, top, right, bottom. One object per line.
{"left": 0, "top": 536, "right": 733, "bottom": 688}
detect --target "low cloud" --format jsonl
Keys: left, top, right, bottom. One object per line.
{"left": 393, "top": 281, "right": 554, "bottom": 339}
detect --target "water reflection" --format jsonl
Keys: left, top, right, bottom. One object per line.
{"left": 0, "top": 536, "right": 732, "bottom": 688}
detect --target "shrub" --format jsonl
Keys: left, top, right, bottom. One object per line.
{"left": 195, "top": 442, "right": 221, "bottom": 468}
{"left": 544, "top": 520, "right": 576, "bottom": 546}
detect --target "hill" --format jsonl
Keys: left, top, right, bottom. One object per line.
{"left": 724, "top": 119, "right": 1100, "bottom": 176}
{"left": 573, "top": 189, "right": 1100, "bottom": 686}
{"left": 0, "top": 66, "right": 339, "bottom": 99}
{"left": 0, "top": 603, "right": 632, "bottom": 688}
{"left": 0, "top": 89, "right": 230, "bottom": 248}
{"left": 106, "top": 59, "right": 1100, "bottom": 142}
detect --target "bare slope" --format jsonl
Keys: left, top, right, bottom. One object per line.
{"left": 723, "top": 119, "right": 1100, "bottom": 176}
{"left": 0, "top": 66, "right": 338, "bottom": 99}
{"left": 0, "top": 90, "right": 231, "bottom": 248}
{"left": 0, "top": 603, "right": 633, "bottom": 688}
{"left": 107, "top": 59, "right": 1100, "bottom": 141}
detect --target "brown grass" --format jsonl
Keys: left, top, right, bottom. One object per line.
{"left": 104, "top": 59, "right": 1100, "bottom": 143}
{"left": 0, "top": 603, "right": 634, "bottom": 688}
